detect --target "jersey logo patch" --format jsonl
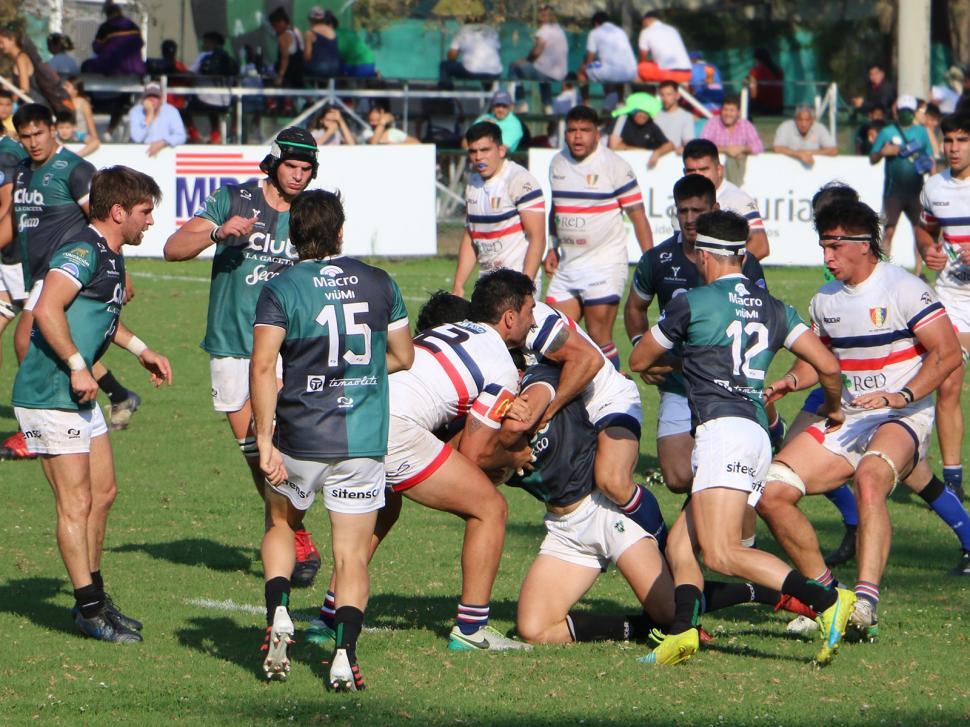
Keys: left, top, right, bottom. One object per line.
{"left": 59, "top": 262, "right": 80, "bottom": 278}
{"left": 337, "top": 396, "right": 354, "bottom": 409}
{"left": 490, "top": 197, "right": 502, "bottom": 210}
{"left": 660, "top": 252, "right": 672, "bottom": 262}
{"left": 585, "top": 174, "right": 598, "bottom": 186}
{"left": 614, "top": 520, "right": 626, "bottom": 533}
{"left": 53, "top": 160, "right": 68, "bottom": 169}
{"left": 735, "top": 282, "right": 749, "bottom": 296}
{"left": 869, "top": 307, "right": 887, "bottom": 327}
{"left": 306, "top": 375, "right": 326, "bottom": 392}
{"left": 320, "top": 264, "right": 344, "bottom": 277}
{"left": 489, "top": 389, "right": 516, "bottom": 422}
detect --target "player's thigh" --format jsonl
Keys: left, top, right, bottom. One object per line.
{"left": 595, "top": 426, "right": 638, "bottom": 478}
{"left": 657, "top": 432, "right": 694, "bottom": 492}
{"left": 546, "top": 295, "right": 582, "bottom": 322}
{"left": 690, "top": 487, "right": 749, "bottom": 555}
{"left": 329, "top": 509, "right": 380, "bottom": 562}
{"left": 39, "top": 452, "right": 93, "bottom": 511}
{"left": 615, "top": 536, "right": 672, "bottom": 607}
{"left": 583, "top": 302, "right": 619, "bottom": 343}
{"left": 404, "top": 448, "right": 505, "bottom": 519}
{"left": 774, "top": 431, "right": 854, "bottom": 494}
{"left": 86, "top": 428, "right": 116, "bottom": 503}
{"left": 517, "top": 554, "right": 600, "bottom": 633}
{"left": 263, "top": 484, "right": 305, "bottom": 530}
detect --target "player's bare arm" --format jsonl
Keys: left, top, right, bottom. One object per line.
{"left": 915, "top": 220, "right": 947, "bottom": 271}
{"left": 111, "top": 320, "right": 173, "bottom": 388}
{"left": 385, "top": 325, "right": 415, "bottom": 374}
{"left": 451, "top": 229, "right": 478, "bottom": 296}
{"left": 786, "top": 329, "right": 843, "bottom": 428}
{"left": 163, "top": 214, "right": 257, "bottom": 261}
{"left": 626, "top": 203, "right": 654, "bottom": 252}
{"left": 458, "top": 411, "right": 532, "bottom": 472}
{"left": 747, "top": 229, "right": 770, "bottom": 260}
{"left": 520, "top": 209, "right": 546, "bottom": 281}
{"left": 536, "top": 326, "right": 601, "bottom": 422}
{"left": 250, "top": 323, "right": 287, "bottom": 486}
{"left": 628, "top": 328, "right": 669, "bottom": 373}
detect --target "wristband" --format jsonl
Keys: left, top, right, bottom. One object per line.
{"left": 67, "top": 352, "right": 86, "bottom": 371}
{"left": 210, "top": 226, "right": 222, "bottom": 243}
{"left": 631, "top": 334, "right": 643, "bottom": 347}
{"left": 785, "top": 372, "right": 799, "bottom": 388}
{"left": 126, "top": 335, "right": 148, "bottom": 357}
{"left": 899, "top": 386, "right": 915, "bottom": 405}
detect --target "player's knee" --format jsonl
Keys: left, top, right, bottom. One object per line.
{"left": 515, "top": 612, "right": 549, "bottom": 644}
{"left": 701, "top": 547, "right": 738, "bottom": 577}
{"left": 660, "top": 460, "right": 692, "bottom": 493}
{"left": 475, "top": 486, "right": 508, "bottom": 525}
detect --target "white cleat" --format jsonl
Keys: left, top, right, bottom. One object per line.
{"left": 786, "top": 614, "right": 819, "bottom": 637}
{"left": 447, "top": 625, "right": 533, "bottom": 651}
{"left": 328, "top": 648, "right": 364, "bottom": 691}
{"left": 262, "top": 606, "right": 295, "bottom": 680}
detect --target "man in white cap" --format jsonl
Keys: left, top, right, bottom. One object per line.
{"left": 128, "top": 81, "right": 187, "bottom": 157}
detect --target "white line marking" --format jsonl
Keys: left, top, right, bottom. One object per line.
{"left": 185, "top": 598, "right": 390, "bottom": 631}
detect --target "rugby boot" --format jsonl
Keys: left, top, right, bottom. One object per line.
{"left": 261, "top": 606, "right": 295, "bottom": 680}
{"left": 291, "top": 528, "right": 321, "bottom": 587}
{"left": 108, "top": 391, "right": 141, "bottom": 431}
{"left": 73, "top": 607, "right": 142, "bottom": 643}
{"left": 637, "top": 627, "right": 699, "bottom": 665}
{"left": 327, "top": 648, "right": 365, "bottom": 691}
{"left": 447, "top": 625, "right": 532, "bottom": 651}
{"left": 814, "top": 588, "right": 856, "bottom": 666}
{"left": 104, "top": 593, "right": 143, "bottom": 632}
{"left": 0, "top": 431, "right": 36, "bottom": 460}
{"left": 949, "top": 549, "right": 970, "bottom": 576}
{"left": 824, "top": 525, "right": 857, "bottom": 567}
{"left": 845, "top": 598, "right": 879, "bottom": 643}
{"left": 305, "top": 618, "right": 336, "bottom": 646}
{"left": 774, "top": 593, "right": 817, "bottom": 620}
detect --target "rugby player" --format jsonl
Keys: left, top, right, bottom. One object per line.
{"left": 681, "top": 139, "right": 770, "bottom": 260}
{"left": 12, "top": 166, "right": 171, "bottom": 642}
{"left": 631, "top": 210, "right": 855, "bottom": 666}
{"left": 755, "top": 199, "right": 963, "bottom": 641}
{"left": 917, "top": 112, "right": 970, "bottom": 512}
{"left": 0, "top": 121, "right": 26, "bottom": 378}
{"left": 163, "top": 127, "right": 323, "bottom": 585}
{"left": 251, "top": 190, "right": 413, "bottom": 690}
{"left": 452, "top": 122, "right": 545, "bottom": 295}
{"left": 545, "top": 104, "right": 653, "bottom": 371}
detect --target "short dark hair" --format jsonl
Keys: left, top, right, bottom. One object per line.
{"left": 268, "top": 7, "right": 289, "bottom": 25}
{"left": 721, "top": 93, "right": 741, "bottom": 109}
{"left": 55, "top": 109, "right": 76, "bottom": 125}
{"left": 0, "top": 89, "right": 13, "bottom": 101}
{"left": 416, "top": 291, "right": 471, "bottom": 332}
{"left": 13, "top": 103, "right": 54, "bottom": 131}
{"left": 565, "top": 105, "right": 599, "bottom": 126}
{"left": 673, "top": 174, "right": 716, "bottom": 205}
{"left": 811, "top": 183, "right": 859, "bottom": 216}
{"left": 89, "top": 166, "right": 162, "bottom": 221}
{"left": 696, "top": 210, "right": 749, "bottom": 245}
{"left": 465, "top": 121, "right": 503, "bottom": 146}
{"left": 941, "top": 113, "right": 970, "bottom": 135}
{"left": 469, "top": 269, "right": 535, "bottom": 324}
{"left": 658, "top": 80, "right": 679, "bottom": 92}
{"left": 682, "top": 138, "right": 719, "bottom": 163}
{"left": 813, "top": 199, "right": 885, "bottom": 260}
{"left": 868, "top": 61, "right": 885, "bottom": 72}
{"left": 643, "top": 10, "right": 661, "bottom": 20}
{"left": 591, "top": 11, "right": 610, "bottom": 26}
{"left": 289, "top": 189, "right": 345, "bottom": 260}
{"left": 203, "top": 31, "right": 224, "bottom": 46}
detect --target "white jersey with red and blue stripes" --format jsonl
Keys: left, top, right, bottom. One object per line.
{"left": 390, "top": 320, "right": 518, "bottom": 432}
{"left": 465, "top": 160, "right": 545, "bottom": 276}
{"left": 549, "top": 145, "right": 642, "bottom": 268}
{"left": 810, "top": 262, "right": 948, "bottom": 408}
{"left": 919, "top": 169, "right": 970, "bottom": 300}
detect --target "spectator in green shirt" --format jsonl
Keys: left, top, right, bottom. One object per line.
{"left": 472, "top": 91, "right": 525, "bottom": 152}
{"left": 335, "top": 19, "right": 376, "bottom": 78}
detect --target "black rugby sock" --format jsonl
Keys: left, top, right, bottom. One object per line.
{"left": 90, "top": 570, "right": 104, "bottom": 591}
{"left": 96, "top": 370, "right": 129, "bottom": 404}
{"left": 335, "top": 606, "right": 364, "bottom": 659}
{"left": 781, "top": 570, "right": 837, "bottom": 613}
{"left": 74, "top": 583, "right": 105, "bottom": 619}
{"left": 264, "top": 576, "right": 290, "bottom": 625}
{"left": 669, "top": 584, "right": 702, "bottom": 635}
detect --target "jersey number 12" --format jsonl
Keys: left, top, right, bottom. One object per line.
{"left": 315, "top": 302, "right": 372, "bottom": 366}
{"left": 726, "top": 321, "right": 768, "bottom": 380}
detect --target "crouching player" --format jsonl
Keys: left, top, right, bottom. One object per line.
{"left": 251, "top": 191, "right": 414, "bottom": 690}
{"left": 631, "top": 211, "right": 856, "bottom": 666}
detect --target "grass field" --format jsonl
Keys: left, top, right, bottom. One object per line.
{"left": 0, "top": 258, "right": 968, "bottom": 726}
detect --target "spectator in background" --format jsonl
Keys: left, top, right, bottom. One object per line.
{"left": 654, "top": 80, "right": 695, "bottom": 152}
{"left": 688, "top": 50, "right": 723, "bottom": 112}
{"left": 607, "top": 92, "right": 673, "bottom": 168}
{"left": 360, "top": 103, "right": 418, "bottom": 144}
{"left": 311, "top": 104, "right": 355, "bottom": 145}
{"left": 509, "top": 4, "right": 567, "bottom": 113}
{"left": 55, "top": 108, "right": 100, "bottom": 157}
{"left": 930, "top": 65, "right": 962, "bottom": 114}
{"left": 636, "top": 10, "right": 691, "bottom": 83}
{"left": 957, "top": 66, "right": 970, "bottom": 114}
{"left": 84, "top": 2, "right": 146, "bottom": 76}
{"left": 854, "top": 104, "right": 886, "bottom": 155}
{"left": 578, "top": 11, "right": 638, "bottom": 105}
{"left": 0, "top": 27, "right": 72, "bottom": 112}
{"left": 269, "top": 6, "right": 305, "bottom": 94}
{"left": 440, "top": 17, "right": 502, "bottom": 85}
{"left": 869, "top": 94, "right": 934, "bottom": 272}
{"left": 63, "top": 78, "right": 99, "bottom": 148}
{"left": 304, "top": 7, "right": 340, "bottom": 79}
{"left": 46, "top": 33, "right": 78, "bottom": 77}
{"left": 700, "top": 94, "right": 763, "bottom": 186}
{"left": 0, "top": 90, "right": 14, "bottom": 137}
{"left": 745, "top": 47, "right": 783, "bottom": 116}
{"left": 129, "top": 80, "right": 187, "bottom": 157}
{"left": 336, "top": 17, "right": 377, "bottom": 78}
{"left": 852, "top": 62, "right": 895, "bottom": 115}
{"left": 472, "top": 90, "right": 525, "bottom": 152}
{"left": 155, "top": 40, "right": 191, "bottom": 113}
{"left": 186, "top": 32, "right": 237, "bottom": 144}
{"left": 920, "top": 102, "right": 943, "bottom": 161}
{"left": 772, "top": 105, "right": 837, "bottom": 167}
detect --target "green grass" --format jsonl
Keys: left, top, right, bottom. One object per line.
{"left": 0, "top": 259, "right": 968, "bottom": 726}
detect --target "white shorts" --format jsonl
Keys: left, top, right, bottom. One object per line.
{"left": 15, "top": 405, "right": 109, "bottom": 455}
{"left": 539, "top": 490, "right": 651, "bottom": 571}
{"left": 584, "top": 60, "right": 636, "bottom": 84}
{"left": 691, "top": 417, "right": 771, "bottom": 507}
{"left": 384, "top": 415, "right": 451, "bottom": 492}
{"left": 546, "top": 262, "right": 628, "bottom": 307}
{"left": 23, "top": 279, "right": 43, "bottom": 312}
{"left": 0, "top": 263, "right": 26, "bottom": 302}
{"left": 657, "top": 390, "right": 691, "bottom": 439}
{"left": 937, "top": 287, "right": 970, "bottom": 333}
{"left": 584, "top": 370, "right": 642, "bottom": 437}
{"left": 805, "top": 402, "right": 934, "bottom": 472}
{"left": 209, "top": 355, "right": 282, "bottom": 412}
{"left": 271, "top": 454, "right": 385, "bottom": 514}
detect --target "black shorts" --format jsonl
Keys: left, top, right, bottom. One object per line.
{"left": 882, "top": 196, "right": 921, "bottom": 227}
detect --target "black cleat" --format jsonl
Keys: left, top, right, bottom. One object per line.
{"left": 73, "top": 607, "right": 142, "bottom": 643}
{"left": 824, "top": 525, "right": 857, "bottom": 567}
{"left": 291, "top": 528, "right": 321, "bottom": 587}
{"left": 948, "top": 550, "right": 970, "bottom": 576}
{"left": 104, "top": 594, "right": 143, "bottom": 631}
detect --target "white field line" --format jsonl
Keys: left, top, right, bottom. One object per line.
{"left": 185, "top": 597, "right": 390, "bottom": 631}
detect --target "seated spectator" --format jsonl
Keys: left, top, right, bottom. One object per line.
{"left": 636, "top": 10, "right": 691, "bottom": 83}
{"left": 607, "top": 92, "right": 673, "bottom": 168}
{"left": 311, "top": 104, "right": 355, "bottom": 145}
{"left": 472, "top": 91, "right": 525, "bottom": 152}
{"left": 688, "top": 50, "right": 724, "bottom": 112}
{"left": 551, "top": 74, "right": 580, "bottom": 116}
{"left": 63, "top": 77, "right": 99, "bottom": 146}
{"left": 0, "top": 90, "right": 14, "bottom": 137}
{"left": 854, "top": 113, "right": 886, "bottom": 156}
{"left": 304, "top": 7, "right": 340, "bottom": 79}
{"left": 654, "top": 80, "right": 695, "bottom": 152}
{"left": 336, "top": 18, "right": 377, "bottom": 78}
{"left": 700, "top": 94, "right": 763, "bottom": 185}
{"left": 46, "top": 33, "right": 78, "bottom": 77}
{"left": 155, "top": 40, "right": 191, "bottom": 112}
{"left": 439, "top": 18, "right": 502, "bottom": 85}
{"left": 359, "top": 103, "right": 418, "bottom": 145}
{"left": 269, "top": 6, "right": 305, "bottom": 93}
{"left": 578, "top": 11, "right": 637, "bottom": 102}
{"left": 772, "top": 105, "right": 837, "bottom": 167}
{"left": 745, "top": 47, "right": 783, "bottom": 116}
{"left": 186, "top": 32, "right": 238, "bottom": 144}
{"left": 0, "top": 27, "right": 72, "bottom": 112}
{"left": 510, "top": 4, "right": 568, "bottom": 112}
{"left": 82, "top": 2, "right": 146, "bottom": 76}
{"left": 129, "top": 81, "right": 187, "bottom": 157}
{"left": 851, "top": 62, "right": 895, "bottom": 115}
{"left": 55, "top": 108, "right": 100, "bottom": 157}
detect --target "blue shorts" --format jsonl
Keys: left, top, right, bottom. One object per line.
{"left": 800, "top": 387, "right": 825, "bottom": 414}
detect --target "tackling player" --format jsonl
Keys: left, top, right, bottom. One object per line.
{"left": 163, "top": 127, "right": 323, "bottom": 585}
{"left": 251, "top": 190, "right": 413, "bottom": 691}
{"left": 631, "top": 210, "right": 854, "bottom": 666}
{"left": 545, "top": 104, "right": 653, "bottom": 370}
{"left": 12, "top": 166, "right": 171, "bottom": 642}
{"left": 452, "top": 122, "right": 545, "bottom": 295}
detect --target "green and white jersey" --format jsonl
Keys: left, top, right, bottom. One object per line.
{"left": 12, "top": 146, "right": 95, "bottom": 287}
{"left": 254, "top": 256, "right": 409, "bottom": 459}
{"left": 195, "top": 179, "right": 298, "bottom": 357}
{"left": 13, "top": 227, "right": 125, "bottom": 411}
{"left": 652, "top": 273, "right": 808, "bottom": 432}
{"left": 0, "top": 135, "right": 27, "bottom": 265}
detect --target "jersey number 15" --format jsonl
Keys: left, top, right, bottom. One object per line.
{"left": 315, "top": 303, "right": 372, "bottom": 366}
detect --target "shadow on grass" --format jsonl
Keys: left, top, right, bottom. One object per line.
{"left": 0, "top": 577, "right": 82, "bottom": 637}
{"left": 177, "top": 615, "right": 271, "bottom": 682}
{"left": 109, "top": 538, "right": 258, "bottom": 573}
{"left": 701, "top": 639, "right": 814, "bottom": 664}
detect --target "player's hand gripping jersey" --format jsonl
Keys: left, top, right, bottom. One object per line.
{"left": 549, "top": 145, "right": 642, "bottom": 268}
{"left": 465, "top": 160, "right": 544, "bottom": 275}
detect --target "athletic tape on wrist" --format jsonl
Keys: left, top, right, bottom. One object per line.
{"left": 126, "top": 336, "right": 148, "bottom": 357}
{"left": 67, "top": 352, "right": 86, "bottom": 371}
